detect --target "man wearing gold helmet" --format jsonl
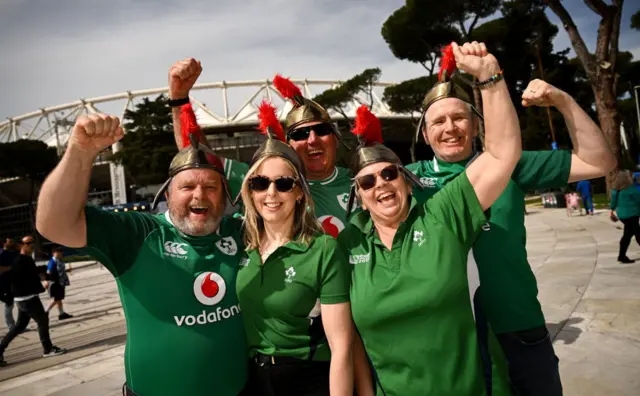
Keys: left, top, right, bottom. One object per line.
{"left": 406, "top": 42, "right": 616, "bottom": 395}
{"left": 168, "top": 60, "right": 355, "bottom": 238}
{"left": 36, "top": 114, "right": 248, "bottom": 396}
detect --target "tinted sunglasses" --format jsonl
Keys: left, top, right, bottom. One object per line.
{"left": 288, "top": 123, "right": 334, "bottom": 142}
{"left": 22, "top": 241, "right": 34, "bottom": 245}
{"left": 248, "top": 176, "right": 298, "bottom": 193}
{"left": 355, "top": 165, "right": 400, "bottom": 191}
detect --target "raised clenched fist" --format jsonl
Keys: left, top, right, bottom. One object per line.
{"left": 168, "top": 58, "right": 202, "bottom": 100}
{"left": 521, "top": 79, "right": 567, "bottom": 108}
{"left": 451, "top": 41, "right": 501, "bottom": 81}
{"left": 69, "top": 114, "right": 123, "bottom": 154}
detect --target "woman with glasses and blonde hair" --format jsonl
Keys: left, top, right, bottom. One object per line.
{"left": 610, "top": 170, "right": 640, "bottom": 263}
{"left": 234, "top": 101, "right": 353, "bottom": 396}
{"left": 341, "top": 43, "right": 520, "bottom": 396}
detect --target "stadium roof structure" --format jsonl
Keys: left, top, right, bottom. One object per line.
{"left": 0, "top": 78, "right": 414, "bottom": 152}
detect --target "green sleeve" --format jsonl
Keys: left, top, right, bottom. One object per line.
{"left": 512, "top": 150, "right": 572, "bottom": 191}
{"left": 223, "top": 158, "right": 249, "bottom": 199}
{"left": 80, "top": 206, "right": 162, "bottom": 277}
{"left": 425, "top": 171, "right": 486, "bottom": 247}
{"left": 318, "top": 236, "right": 350, "bottom": 305}
{"left": 610, "top": 190, "right": 619, "bottom": 210}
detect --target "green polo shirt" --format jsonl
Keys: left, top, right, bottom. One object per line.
{"left": 236, "top": 234, "right": 350, "bottom": 361}
{"left": 338, "top": 172, "right": 495, "bottom": 395}
{"left": 406, "top": 150, "right": 572, "bottom": 334}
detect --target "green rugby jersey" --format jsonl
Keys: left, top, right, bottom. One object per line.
{"left": 406, "top": 150, "right": 572, "bottom": 333}
{"left": 339, "top": 172, "right": 496, "bottom": 395}
{"left": 308, "top": 166, "right": 357, "bottom": 237}
{"left": 80, "top": 206, "right": 247, "bottom": 396}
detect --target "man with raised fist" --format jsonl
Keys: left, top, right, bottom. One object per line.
{"left": 167, "top": 59, "right": 356, "bottom": 237}
{"left": 36, "top": 114, "right": 247, "bottom": 396}
{"left": 408, "top": 41, "right": 616, "bottom": 395}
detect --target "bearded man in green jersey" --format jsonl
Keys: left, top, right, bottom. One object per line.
{"left": 407, "top": 49, "right": 616, "bottom": 394}
{"left": 36, "top": 115, "right": 248, "bottom": 396}
{"left": 168, "top": 60, "right": 355, "bottom": 237}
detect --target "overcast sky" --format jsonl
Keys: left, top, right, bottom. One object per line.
{"left": 1, "top": 0, "right": 638, "bottom": 121}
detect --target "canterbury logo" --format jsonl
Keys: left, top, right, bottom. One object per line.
{"left": 164, "top": 241, "right": 188, "bottom": 257}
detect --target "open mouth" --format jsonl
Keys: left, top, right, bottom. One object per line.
{"left": 376, "top": 192, "right": 396, "bottom": 203}
{"left": 189, "top": 206, "right": 209, "bottom": 215}
{"left": 308, "top": 149, "right": 323, "bottom": 159}
{"left": 264, "top": 202, "right": 283, "bottom": 209}
{"left": 441, "top": 136, "right": 463, "bottom": 144}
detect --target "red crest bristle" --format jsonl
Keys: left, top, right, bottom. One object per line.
{"left": 438, "top": 44, "right": 457, "bottom": 81}
{"left": 257, "top": 100, "right": 285, "bottom": 142}
{"left": 351, "top": 105, "right": 382, "bottom": 145}
{"left": 273, "top": 74, "right": 303, "bottom": 102}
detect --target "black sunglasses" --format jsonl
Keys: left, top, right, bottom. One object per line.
{"left": 355, "top": 165, "right": 400, "bottom": 191}
{"left": 22, "top": 241, "right": 34, "bottom": 245}
{"left": 248, "top": 176, "right": 298, "bottom": 193}
{"left": 288, "top": 123, "right": 334, "bottom": 142}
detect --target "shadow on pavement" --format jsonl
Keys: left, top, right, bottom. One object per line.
{"left": 548, "top": 317, "right": 584, "bottom": 345}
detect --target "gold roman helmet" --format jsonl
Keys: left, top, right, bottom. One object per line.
{"left": 231, "top": 100, "right": 311, "bottom": 206}
{"left": 273, "top": 74, "right": 350, "bottom": 149}
{"left": 415, "top": 45, "right": 483, "bottom": 142}
{"left": 152, "top": 104, "right": 231, "bottom": 210}
{"left": 346, "top": 106, "right": 423, "bottom": 217}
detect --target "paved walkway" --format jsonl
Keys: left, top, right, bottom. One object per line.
{"left": 1, "top": 208, "right": 639, "bottom": 395}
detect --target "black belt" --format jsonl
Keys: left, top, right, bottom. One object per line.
{"left": 253, "top": 353, "right": 304, "bottom": 366}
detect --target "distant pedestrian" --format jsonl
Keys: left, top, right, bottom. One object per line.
{"left": 576, "top": 180, "right": 594, "bottom": 215}
{"left": 0, "top": 236, "right": 66, "bottom": 366}
{"left": 0, "top": 238, "right": 17, "bottom": 330}
{"left": 45, "top": 247, "right": 73, "bottom": 320}
{"left": 610, "top": 171, "right": 640, "bottom": 264}
{"left": 634, "top": 172, "right": 640, "bottom": 192}
{"left": 566, "top": 192, "right": 580, "bottom": 217}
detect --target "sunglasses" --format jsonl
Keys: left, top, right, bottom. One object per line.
{"left": 248, "top": 176, "right": 298, "bottom": 193}
{"left": 22, "top": 241, "right": 34, "bottom": 245}
{"left": 288, "top": 123, "right": 334, "bottom": 142}
{"left": 355, "top": 165, "right": 400, "bottom": 191}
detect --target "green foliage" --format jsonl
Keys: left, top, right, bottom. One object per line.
{"left": 382, "top": 76, "right": 437, "bottom": 115}
{"left": 0, "top": 140, "right": 58, "bottom": 183}
{"left": 110, "top": 95, "right": 177, "bottom": 186}
{"left": 631, "top": 10, "right": 640, "bottom": 30}
{"left": 313, "top": 68, "right": 381, "bottom": 123}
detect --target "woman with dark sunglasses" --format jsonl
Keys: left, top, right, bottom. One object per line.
{"left": 339, "top": 43, "right": 520, "bottom": 396}
{"left": 235, "top": 102, "right": 353, "bottom": 396}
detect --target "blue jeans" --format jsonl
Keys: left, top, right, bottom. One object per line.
{"left": 582, "top": 196, "right": 593, "bottom": 214}
{"left": 4, "top": 300, "right": 15, "bottom": 329}
{"left": 496, "top": 326, "right": 563, "bottom": 396}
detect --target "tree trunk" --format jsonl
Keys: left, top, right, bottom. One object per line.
{"left": 593, "top": 78, "right": 621, "bottom": 194}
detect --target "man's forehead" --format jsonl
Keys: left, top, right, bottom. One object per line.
{"left": 173, "top": 168, "right": 222, "bottom": 184}
{"left": 426, "top": 98, "right": 469, "bottom": 118}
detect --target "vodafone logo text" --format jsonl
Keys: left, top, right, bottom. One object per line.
{"left": 174, "top": 305, "right": 241, "bottom": 327}
{"left": 173, "top": 271, "right": 240, "bottom": 327}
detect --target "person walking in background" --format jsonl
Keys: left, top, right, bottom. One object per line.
{"left": 566, "top": 192, "right": 580, "bottom": 217}
{"left": 0, "top": 236, "right": 66, "bottom": 366}
{"left": 0, "top": 239, "right": 17, "bottom": 331}
{"left": 45, "top": 247, "right": 73, "bottom": 320}
{"left": 633, "top": 172, "right": 640, "bottom": 192}
{"left": 610, "top": 170, "right": 640, "bottom": 264}
{"left": 576, "top": 179, "right": 594, "bottom": 215}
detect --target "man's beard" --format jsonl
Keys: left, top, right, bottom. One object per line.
{"left": 169, "top": 206, "right": 221, "bottom": 237}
